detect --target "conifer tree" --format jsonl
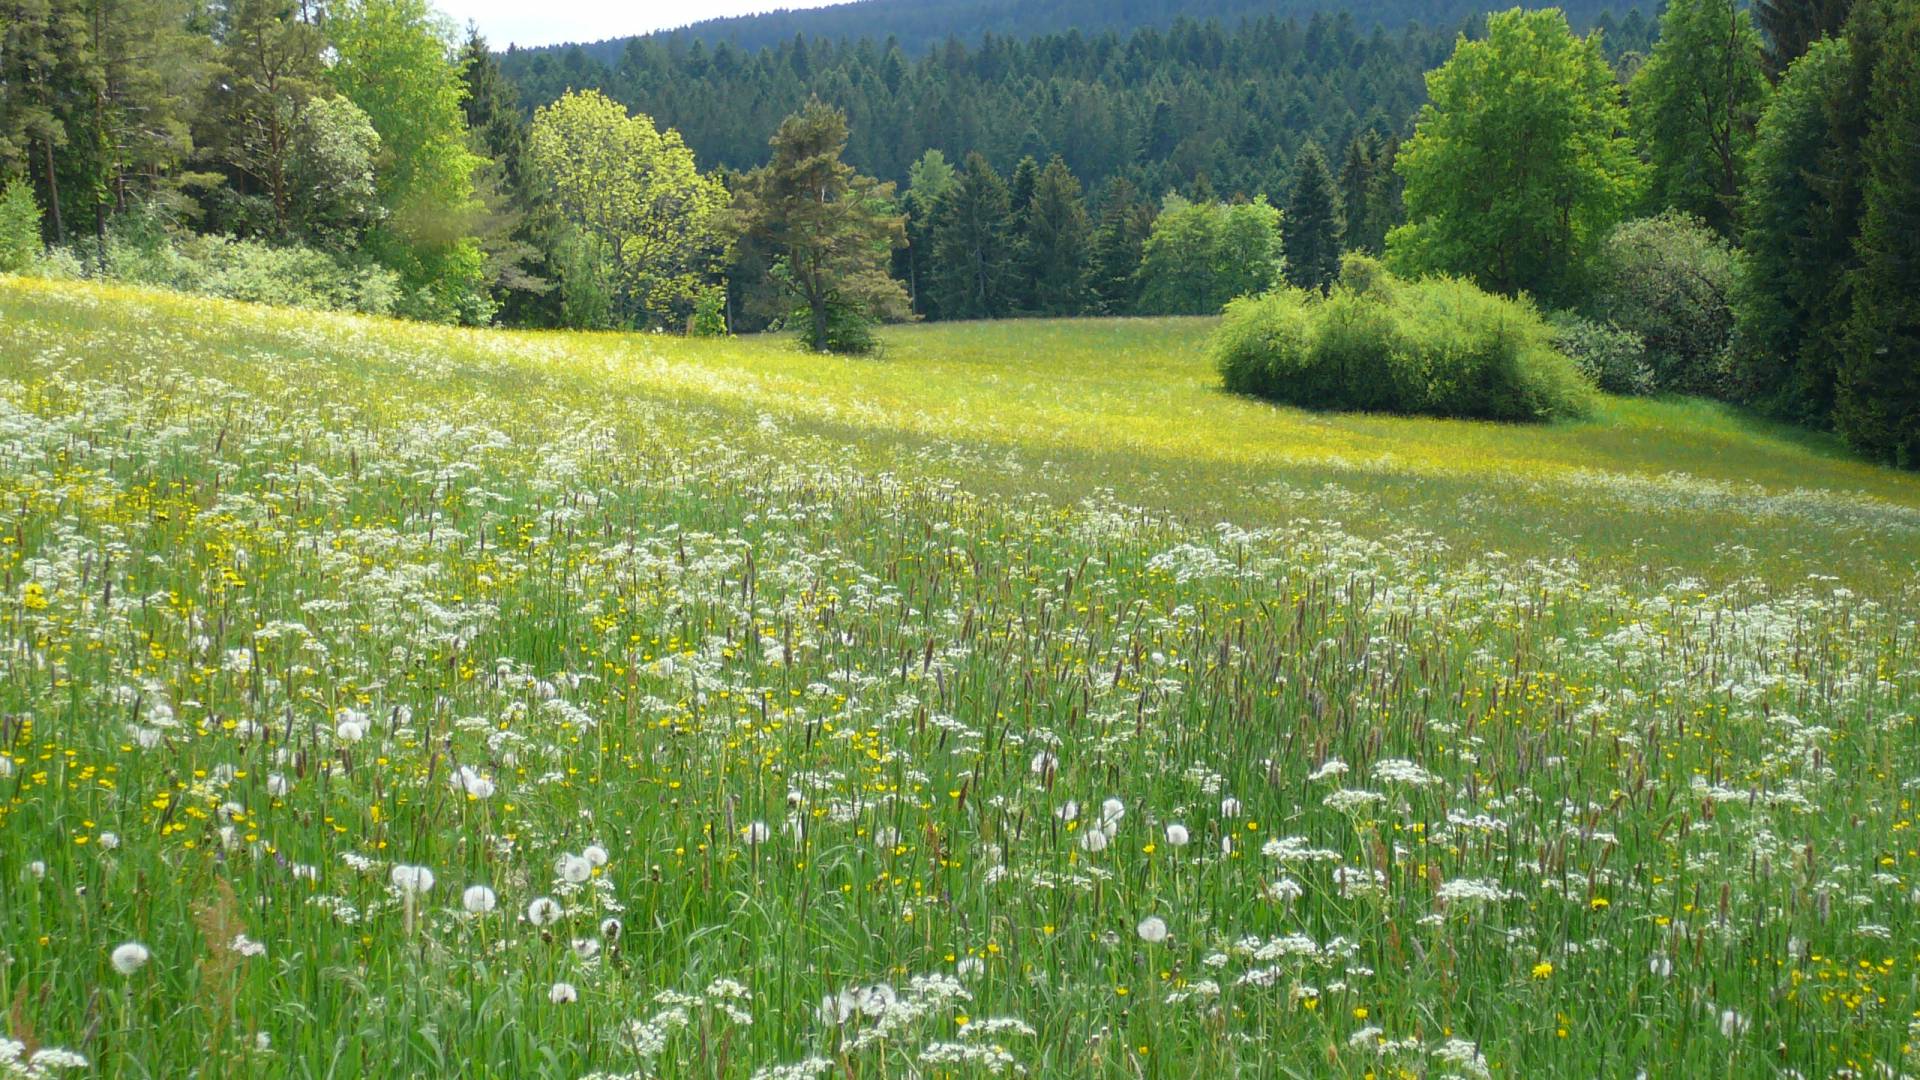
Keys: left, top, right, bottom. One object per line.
{"left": 1021, "top": 155, "right": 1092, "bottom": 315}
{"left": 929, "top": 151, "right": 1013, "bottom": 319}
{"left": 733, "top": 98, "right": 909, "bottom": 352}
{"left": 1090, "top": 179, "right": 1154, "bottom": 315}
{"left": 1834, "top": 0, "right": 1920, "bottom": 465}
{"left": 1282, "top": 141, "right": 1343, "bottom": 292}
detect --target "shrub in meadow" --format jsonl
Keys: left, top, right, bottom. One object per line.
{"left": 1549, "top": 312, "right": 1657, "bottom": 395}
{"left": 0, "top": 181, "right": 42, "bottom": 274}
{"left": 1588, "top": 211, "right": 1737, "bottom": 396}
{"left": 1215, "top": 261, "right": 1593, "bottom": 421}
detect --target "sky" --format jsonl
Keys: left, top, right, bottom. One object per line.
{"left": 436, "top": 0, "right": 851, "bottom": 48}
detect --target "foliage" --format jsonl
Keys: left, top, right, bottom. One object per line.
{"left": 0, "top": 180, "right": 41, "bottom": 272}
{"left": 327, "top": 0, "right": 491, "bottom": 324}
{"left": 1281, "top": 142, "right": 1343, "bottom": 293}
{"left": 1754, "top": 0, "right": 1858, "bottom": 75}
{"left": 1018, "top": 156, "right": 1094, "bottom": 315}
{"left": 460, "top": 28, "right": 559, "bottom": 323}
{"left": 1387, "top": 8, "right": 1644, "bottom": 307}
{"left": 1549, "top": 312, "right": 1657, "bottom": 395}
{"left": 733, "top": 98, "right": 909, "bottom": 353}
{"left": 899, "top": 149, "right": 957, "bottom": 318}
{"left": 928, "top": 151, "right": 1014, "bottom": 320}
{"left": 1628, "top": 0, "right": 1769, "bottom": 237}
{"left": 1216, "top": 260, "right": 1593, "bottom": 421}
{"left": 197, "top": 0, "right": 328, "bottom": 237}
{"left": 287, "top": 95, "right": 384, "bottom": 249}
{"left": 527, "top": 90, "right": 731, "bottom": 328}
{"left": 1730, "top": 38, "right": 1858, "bottom": 422}
{"left": 1136, "top": 196, "right": 1282, "bottom": 316}
{"left": 1089, "top": 180, "right": 1155, "bottom": 314}
{"left": 1336, "top": 129, "right": 1398, "bottom": 256}
{"left": 1835, "top": 0, "right": 1920, "bottom": 467}
{"left": 1588, "top": 212, "right": 1737, "bottom": 396}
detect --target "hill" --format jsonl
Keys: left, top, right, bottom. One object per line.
{"left": 534, "top": 0, "right": 1650, "bottom": 62}
{"left": 4, "top": 277, "right": 1916, "bottom": 1077}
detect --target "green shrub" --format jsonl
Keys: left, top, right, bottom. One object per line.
{"left": 1589, "top": 212, "right": 1736, "bottom": 395}
{"left": 0, "top": 181, "right": 43, "bottom": 273}
{"left": 1215, "top": 264, "right": 1594, "bottom": 422}
{"left": 1550, "top": 313, "right": 1655, "bottom": 395}
{"left": 47, "top": 221, "right": 400, "bottom": 316}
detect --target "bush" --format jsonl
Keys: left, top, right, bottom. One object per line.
{"left": 0, "top": 181, "right": 42, "bottom": 273}
{"left": 49, "top": 216, "right": 400, "bottom": 316}
{"left": 1550, "top": 313, "right": 1656, "bottom": 395}
{"left": 1588, "top": 212, "right": 1736, "bottom": 395}
{"left": 1215, "top": 263, "right": 1594, "bottom": 422}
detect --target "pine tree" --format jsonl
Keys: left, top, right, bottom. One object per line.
{"left": 1090, "top": 178, "right": 1154, "bottom": 314}
{"left": 929, "top": 151, "right": 1013, "bottom": 320}
{"left": 197, "top": 0, "right": 327, "bottom": 235}
{"left": 1282, "top": 141, "right": 1343, "bottom": 292}
{"left": 1834, "top": 0, "right": 1920, "bottom": 465}
{"left": 1732, "top": 37, "right": 1858, "bottom": 421}
{"left": 1005, "top": 154, "right": 1040, "bottom": 308}
{"left": 900, "top": 149, "right": 956, "bottom": 318}
{"left": 1021, "top": 155, "right": 1092, "bottom": 315}
{"left": 734, "top": 98, "right": 909, "bottom": 352}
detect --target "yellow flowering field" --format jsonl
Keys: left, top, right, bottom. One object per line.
{"left": 1, "top": 276, "right": 1917, "bottom": 1078}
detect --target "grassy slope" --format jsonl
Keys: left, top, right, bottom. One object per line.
{"left": 1, "top": 278, "right": 1917, "bottom": 1078}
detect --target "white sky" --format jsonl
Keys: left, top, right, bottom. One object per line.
{"left": 436, "top": 0, "right": 852, "bottom": 49}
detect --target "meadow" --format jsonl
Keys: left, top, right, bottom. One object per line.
{"left": 1, "top": 275, "right": 1917, "bottom": 1078}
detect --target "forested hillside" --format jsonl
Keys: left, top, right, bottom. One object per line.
{"left": 501, "top": 11, "right": 1657, "bottom": 192}
{"left": 540, "top": 0, "right": 1645, "bottom": 60}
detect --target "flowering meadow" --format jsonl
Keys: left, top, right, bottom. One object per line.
{"left": 2, "top": 277, "right": 1919, "bottom": 1078}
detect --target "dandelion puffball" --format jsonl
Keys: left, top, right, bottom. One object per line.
{"left": 1136, "top": 916, "right": 1169, "bottom": 944}
{"left": 1164, "top": 823, "right": 1190, "bottom": 847}
{"left": 743, "top": 820, "right": 771, "bottom": 845}
{"left": 110, "top": 941, "right": 150, "bottom": 975}
{"left": 548, "top": 981, "right": 579, "bottom": 1004}
{"left": 526, "top": 897, "right": 562, "bottom": 926}
{"left": 389, "top": 865, "right": 435, "bottom": 895}
{"left": 462, "top": 885, "right": 498, "bottom": 914}
{"left": 582, "top": 844, "right": 609, "bottom": 867}
{"left": 555, "top": 853, "right": 592, "bottom": 884}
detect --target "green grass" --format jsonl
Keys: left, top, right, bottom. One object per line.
{"left": 1, "top": 276, "right": 1917, "bottom": 1079}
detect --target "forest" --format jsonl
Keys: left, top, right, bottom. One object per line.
{"left": 0, "top": 0, "right": 1916, "bottom": 461}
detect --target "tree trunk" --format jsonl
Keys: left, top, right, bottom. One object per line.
{"left": 42, "top": 139, "right": 64, "bottom": 244}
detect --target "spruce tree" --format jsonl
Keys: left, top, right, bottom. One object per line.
{"left": 1006, "top": 154, "right": 1041, "bottom": 309}
{"left": 1732, "top": 38, "right": 1857, "bottom": 421}
{"left": 929, "top": 151, "right": 1013, "bottom": 320}
{"left": 1090, "top": 179, "right": 1154, "bottom": 315}
{"left": 900, "top": 149, "right": 956, "bottom": 318}
{"left": 1835, "top": 0, "right": 1920, "bottom": 465}
{"left": 1021, "top": 155, "right": 1092, "bottom": 315}
{"left": 460, "top": 28, "right": 557, "bottom": 323}
{"left": 1282, "top": 141, "right": 1343, "bottom": 292}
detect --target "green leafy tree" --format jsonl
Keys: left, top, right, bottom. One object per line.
{"left": 287, "top": 95, "right": 381, "bottom": 250}
{"left": 1629, "top": 0, "right": 1769, "bottom": 236}
{"left": 1136, "top": 195, "right": 1281, "bottom": 315}
{"left": 0, "top": 179, "right": 43, "bottom": 271}
{"left": 1732, "top": 37, "right": 1858, "bottom": 421}
{"left": 1282, "top": 141, "right": 1343, "bottom": 292}
{"left": 929, "top": 151, "right": 1013, "bottom": 320}
{"left": 733, "top": 98, "right": 909, "bottom": 353}
{"left": 1835, "top": 0, "right": 1920, "bottom": 466}
{"left": 528, "top": 89, "right": 731, "bottom": 328}
{"left": 1020, "top": 155, "right": 1092, "bottom": 315}
{"left": 328, "top": 0, "right": 491, "bottom": 323}
{"left": 1387, "top": 8, "right": 1643, "bottom": 306}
